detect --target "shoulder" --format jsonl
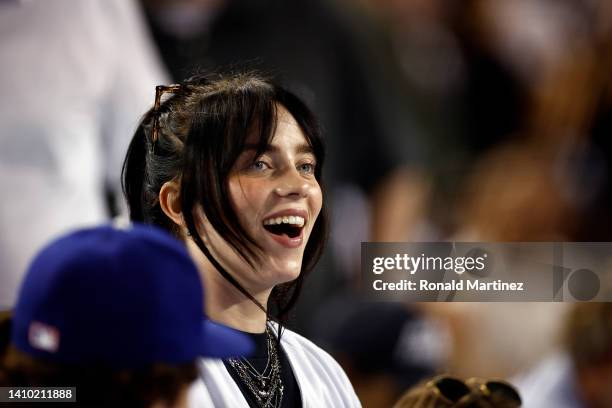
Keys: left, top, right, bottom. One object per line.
{"left": 280, "top": 327, "right": 339, "bottom": 366}
{"left": 186, "top": 378, "right": 215, "bottom": 408}
{"left": 276, "top": 326, "right": 362, "bottom": 407}
{"left": 513, "top": 352, "right": 582, "bottom": 408}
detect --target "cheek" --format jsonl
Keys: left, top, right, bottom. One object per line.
{"left": 310, "top": 182, "right": 323, "bottom": 219}
{"left": 228, "top": 177, "right": 269, "bottom": 219}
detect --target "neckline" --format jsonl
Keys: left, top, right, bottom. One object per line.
{"left": 235, "top": 329, "right": 270, "bottom": 359}
{"left": 202, "top": 326, "right": 310, "bottom": 406}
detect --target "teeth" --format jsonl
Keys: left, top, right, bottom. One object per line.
{"left": 263, "top": 215, "right": 305, "bottom": 226}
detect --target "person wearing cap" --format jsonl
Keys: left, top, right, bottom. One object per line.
{"left": 0, "top": 223, "right": 253, "bottom": 407}
{"left": 122, "top": 72, "right": 361, "bottom": 407}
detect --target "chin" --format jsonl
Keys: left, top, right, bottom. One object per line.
{"left": 267, "top": 258, "right": 302, "bottom": 285}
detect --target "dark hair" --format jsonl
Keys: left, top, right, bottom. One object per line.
{"left": 122, "top": 72, "right": 327, "bottom": 323}
{"left": 0, "top": 314, "right": 197, "bottom": 408}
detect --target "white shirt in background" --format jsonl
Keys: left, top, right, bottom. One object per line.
{"left": 0, "top": 0, "right": 167, "bottom": 307}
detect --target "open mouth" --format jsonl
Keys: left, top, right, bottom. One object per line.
{"left": 263, "top": 216, "right": 305, "bottom": 239}
{"left": 264, "top": 223, "right": 303, "bottom": 238}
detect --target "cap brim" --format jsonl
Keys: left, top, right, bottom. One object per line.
{"left": 201, "top": 320, "right": 254, "bottom": 358}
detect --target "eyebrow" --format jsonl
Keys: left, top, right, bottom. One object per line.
{"left": 243, "top": 143, "right": 314, "bottom": 155}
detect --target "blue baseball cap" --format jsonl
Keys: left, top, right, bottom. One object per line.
{"left": 11, "top": 223, "right": 253, "bottom": 368}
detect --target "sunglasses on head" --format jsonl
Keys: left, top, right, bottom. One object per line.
{"left": 150, "top": 84, "right": 182, "bottom": 147}
{"left": 465, "top": 377, "right": 522, "bottom": 406}
{"left": 427, "top": 375, "right": 521, "bottom": 407}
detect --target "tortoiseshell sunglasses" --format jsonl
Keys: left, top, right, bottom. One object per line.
{"left": 150, "top": 84, "right": 182, "bottom": 145}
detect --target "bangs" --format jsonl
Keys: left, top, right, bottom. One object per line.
{"left": 191, "top": 86, "right": 324, "bottom": 182}
{"left": 191, "top": 85, "right": 278, "bottom": 176}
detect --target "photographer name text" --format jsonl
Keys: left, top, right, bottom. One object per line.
{"left": 372, "top": 279, "right": 524, "bottom": 292}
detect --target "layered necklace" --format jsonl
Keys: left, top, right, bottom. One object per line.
{"left": 226, "top": 325, "right": 284, "bottom": 408}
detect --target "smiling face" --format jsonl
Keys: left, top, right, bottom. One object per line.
{"left": 192, "top": 106, "right": 323, "bottom": 293}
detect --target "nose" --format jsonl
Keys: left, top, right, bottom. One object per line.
{"left": 274, "top": 168, "right": 311, "bottom": 198}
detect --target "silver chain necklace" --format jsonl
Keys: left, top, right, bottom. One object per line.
{"left": 226, "top": 325, "right": 284, "bottom": 408}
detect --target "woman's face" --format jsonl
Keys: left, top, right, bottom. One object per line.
{"left": 193, "top": 106, "right": 322, "bottom": 293}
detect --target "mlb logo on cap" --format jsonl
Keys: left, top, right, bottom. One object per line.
{"left": 28, "top": 322, "right": 60, "bottom": 353}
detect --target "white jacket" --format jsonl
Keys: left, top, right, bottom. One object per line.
{"left": 190, "top": 326, "right": 361, "bottom": 407}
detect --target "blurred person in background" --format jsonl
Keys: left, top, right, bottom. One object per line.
{"left": 435, "top": 142, "right": 574, "bottom": 377}
{"left": 516, "top": 303, "right": 612, "bottom": 408}
{"left": 352, "top": 0, "right": 612, "bottom": 383}
{"left": 442, "top": 0, "right": 612, "bottom": 381}
{"left": 348, "top": 0, "right": 528, "bottom": 233}
{"left": 394, "top": 375, "right": 522, "bottom": 408}
{"left": 0, "top": 223, "right": 253, "bottom": 407}
{"left": 314, "top": 300, "right": 447, "bottom": 408}
{"left": 0, "top": 0, "right": 166, "bottom": 309}
{"left": 352, "top": 0, "right": 612, "bottom": 238}
{"left": 451, "top": 0, "right": 612, "bottom": 241}
{"left": 139, "top": 0, "right": 431, "bottom": 337}
{"left": 122, "top": 72, "right": 361, "bottom": 407}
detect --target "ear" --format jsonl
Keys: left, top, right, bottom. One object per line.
{"left": 159, "top": 180, "right": 185, "bottom": 229}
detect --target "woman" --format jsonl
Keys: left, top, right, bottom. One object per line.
{"left": 122, "top": 72, "right": 360, "bottom": 407}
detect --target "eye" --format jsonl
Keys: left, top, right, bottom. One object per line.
{"left": 249, "top": 160, "right": 271, "bottom": 172}
{"left": 298, "top": 162, "right": 316, "bottom": 175}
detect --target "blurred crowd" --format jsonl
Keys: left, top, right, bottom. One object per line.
{"left": 2, "top": 0, "right": 612, "bottom": 406}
